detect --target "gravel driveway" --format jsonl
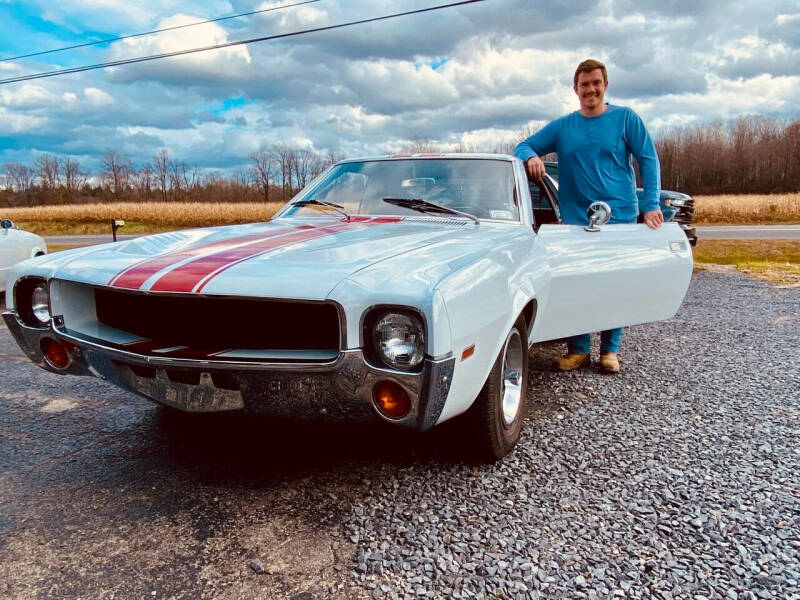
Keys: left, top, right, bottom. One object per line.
{"left": 1, "top": 270, "right": 798, "bottom": 600}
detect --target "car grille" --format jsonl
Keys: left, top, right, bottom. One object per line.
{"left": 673, "top": 198, "right": 695, "bottom": 225}
{"left": 88, "top": 287, "right": 341, "bottom": 361}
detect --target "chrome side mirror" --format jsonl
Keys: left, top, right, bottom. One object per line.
{"left": 584, "top": 201, "right": 611, "bottom": 232}
{"left": 1, "top": 219, "right": 14, "bottom": 230}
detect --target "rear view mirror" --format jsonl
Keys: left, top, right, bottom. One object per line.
{"left": 401, "top": 178, "right": 435, "bottom": 188}
{"left": 1, "top": 219, "right": 13, "bottom": 230}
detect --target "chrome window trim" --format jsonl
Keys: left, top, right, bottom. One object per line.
{"left": 274, "top": 156, "right": 526, "bottom": 226}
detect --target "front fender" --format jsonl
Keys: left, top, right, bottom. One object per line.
{"left": 435, "top": 258, "right": 531, "bottom": 423}
{"left": 5, "top": 253, "right": 56, "bottom": 305}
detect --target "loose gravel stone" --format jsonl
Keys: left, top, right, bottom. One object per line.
{"left": 343, "top": 271, "right": 800, "bottom": 599}
{"left": 249, "top": 559, "right": 265, "bottom": 575}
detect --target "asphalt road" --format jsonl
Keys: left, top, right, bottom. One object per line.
{"left": 44, "top": 226, "right": 800, "bottom": 247}
{"left": 1, "top": 272, "right": 798, "bottom": 599}
{"left": 45, "top": 234, "right": 140, "bottom": 245}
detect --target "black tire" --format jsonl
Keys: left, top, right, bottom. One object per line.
{"left": 469, "top": 316, "right": 529, "bottom": 461}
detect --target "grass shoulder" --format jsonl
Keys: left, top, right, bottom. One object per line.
{"left": 693, "top": 240, "right": 800, "bottom": 287}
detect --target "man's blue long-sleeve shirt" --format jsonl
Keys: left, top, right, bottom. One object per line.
{"left": 514, "top": 104, "right": 660, "bottom": 225}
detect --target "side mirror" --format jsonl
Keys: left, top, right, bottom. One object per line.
{"left": 584, "top": 201, "right": 611, "bottom": 232}
{"left": 1, "top": 219, "right": 13, "bottom": 230}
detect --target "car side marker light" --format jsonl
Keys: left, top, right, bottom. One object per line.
{"left": 373, "top": 381, "right": 411, "bottom": 419}
{"left": 40, "top": 338, "right": 71, "bottom": 369}
{"left": 461, "top": 344, "right": 475, "bottom": 361}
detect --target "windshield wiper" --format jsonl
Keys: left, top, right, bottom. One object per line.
{"left": 293, "top": 198, "right": 350, "bottom": 220}
{"left": 381, "top": 197, "right": 479, "bottom": 225}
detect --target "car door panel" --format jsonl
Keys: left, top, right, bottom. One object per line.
{"left": 529, "top": 222, "right": 692, "bottom": 343}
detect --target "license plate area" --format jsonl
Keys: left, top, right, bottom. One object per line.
{"left": 114, "top": 361, "right": 244, "bottom": 412}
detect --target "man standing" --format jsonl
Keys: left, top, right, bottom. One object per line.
{"left": 514, "top": 58, "right": 663, "bottom": 374}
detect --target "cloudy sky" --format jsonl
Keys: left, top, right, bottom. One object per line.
{"left": 0, "top": 0, "right": 798, "bottom": 173}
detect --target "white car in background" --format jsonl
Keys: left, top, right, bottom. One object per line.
{"left": 1, "top": 219, "right": 47, "bottom": 293}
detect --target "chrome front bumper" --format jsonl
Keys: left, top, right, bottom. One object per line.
{"left": 3, "top": 311, "right": 455, "bottom": 431}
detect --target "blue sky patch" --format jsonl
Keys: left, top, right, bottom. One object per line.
{"left": 209, "top": 96, "right": 255, "bottom": 116}
{"left": 0, "top": 4, "right": 114, "bottom": 66}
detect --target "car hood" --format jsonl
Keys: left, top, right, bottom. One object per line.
{"left": 48, "top": 217, "right": 514, "bottom": 299}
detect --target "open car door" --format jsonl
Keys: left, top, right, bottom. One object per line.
{"left": 529, "top": 222, "right": 693, "bottom": 343}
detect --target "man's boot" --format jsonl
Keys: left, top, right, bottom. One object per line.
{"left": 551, "top": 353, "right": 590, "bottom": 372}
{"left": 599, "top": 352, "right": 620, "bottom": 374}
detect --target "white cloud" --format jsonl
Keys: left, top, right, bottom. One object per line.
{"left": 0, "top": 107, "right": 47, "bottom": 132}
{"left": 1, "top": 0, "right": 799, "bottom": 172}
{"left": 105, "top": 13, "right": 251, "bottom": 83}
{"left": 776, "top": 13, "right": 799, "bottom": 25}
{"left": 84, "top": 87, "right": 114, "bottom": 106}
{"left": 0, "top": 84, "right": 59, "bottom": 108}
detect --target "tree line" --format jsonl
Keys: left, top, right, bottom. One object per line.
{"left": 0, "top": 144, "right": 343, "bottom": 207}
{"left": 656, "top": 115, "right": 800, "bottom": 195}
{"left": 1, "top": 115, "right": 798, "bottom": 207}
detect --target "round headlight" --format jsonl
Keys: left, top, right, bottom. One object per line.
{"left": 31, "top": 283, "right": 51, "bottom": 325}
{"left": 372, "top": 312, "right": 425, "bottom": 371}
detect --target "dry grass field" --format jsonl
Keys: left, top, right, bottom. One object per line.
{"left": 693, "top": 193, "right": 800, "bottom": 224}
{"left": 5, "top": 201, "right": 285, "bottom": 236}
{"left": 3, "top": 194, "right": 800, "bottom": 235}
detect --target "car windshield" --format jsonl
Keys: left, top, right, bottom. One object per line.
{"left": 284, "top": 159, "right": 519, "bottom": 222}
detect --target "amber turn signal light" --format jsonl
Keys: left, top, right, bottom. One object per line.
{"left": 40, "top": 337, "right": 71, "bottom": 369}
{"left": 372, "top": 380, "right": 411, "bottom": 419}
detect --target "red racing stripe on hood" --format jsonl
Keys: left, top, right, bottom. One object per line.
{"left": 108, "top": 226, "right": 311, "bottom": 289}
{"left": 149, "top": 217, "right": 402, "bottom": 293}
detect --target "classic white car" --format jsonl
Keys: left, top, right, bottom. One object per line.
{"left": 1, "top": 219, "right": 47, "bottom": 292}
{"left": 3, "top": 154, "right": 692, "bottom": 459}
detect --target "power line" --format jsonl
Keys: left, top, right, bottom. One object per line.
{"left": 0, "top": 0, "right": 321, "bottom": 63}
{"left": 0, "top": 0, "right": 489, "bottom": 86}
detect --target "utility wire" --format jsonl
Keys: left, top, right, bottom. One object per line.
{"left": 0, "top": 0, "right": 321, "bottom": 63}
{"left": 0, "top": 0, "right": 488, "bottom": 86}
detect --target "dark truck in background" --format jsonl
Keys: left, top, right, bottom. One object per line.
{"left": 542, "top": 161, "right": 697, "bottom": 245}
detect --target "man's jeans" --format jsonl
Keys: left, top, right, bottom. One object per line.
{"left": 568, "top": 328, "right": 622, "bottom": 355}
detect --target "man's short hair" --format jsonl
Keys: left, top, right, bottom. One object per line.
{"left": 574, "top": 59, "right": 607, "bottom": 87}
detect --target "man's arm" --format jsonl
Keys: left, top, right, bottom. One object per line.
{"left": 514, "top": 120, "right": 559, "bottom": 179}
{"left": 624, "top": 109, "right": 663, "bottom": 229}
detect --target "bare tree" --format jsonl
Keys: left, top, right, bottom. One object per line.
{"left": 271, "top": 143, "right": 296, "bottom": 201}
{"left": 3, "top": 162, "right": 34, "bottom": 192}
{"left": 153, "top": 149, "right": 170, "bottom": 202}
{"left": 136, "top": 162, "right": 154, "bottom": 200}
{"left": 35, "top": 154, "right": 60, "bottom": 190}
{"left": 168, "top": 158, "right": 189, "bottom": 199}
{"left": 292, "top": 149, "right": 324, "bottom": 190}
{"left": 403, "top": 138, "right": 440, "bottom": 154}
{"left": 324, "top": 149, "right": 345, "bottom": 168}
{"left": 249, "top": 149, "right": 274, "bottom": 202}
{"left": 101, "top": 149, "right": 134, "bottom": 197}
{"left": 62, "top": 157, "right": 86, "bottom": 194}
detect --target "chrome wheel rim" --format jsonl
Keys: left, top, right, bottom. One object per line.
{"left": 501, "top": 329, "right": 523, "bottom": 428}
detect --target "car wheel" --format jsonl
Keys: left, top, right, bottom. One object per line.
{"left": 470, "top": 316, "right": 528, "bottom": 460}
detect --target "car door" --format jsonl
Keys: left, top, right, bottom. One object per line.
{"left": 529, "top": 221, "right": 693, "bottom": 343}
{"left": 529, "top": 176, "right": 561, "bottom": 230}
